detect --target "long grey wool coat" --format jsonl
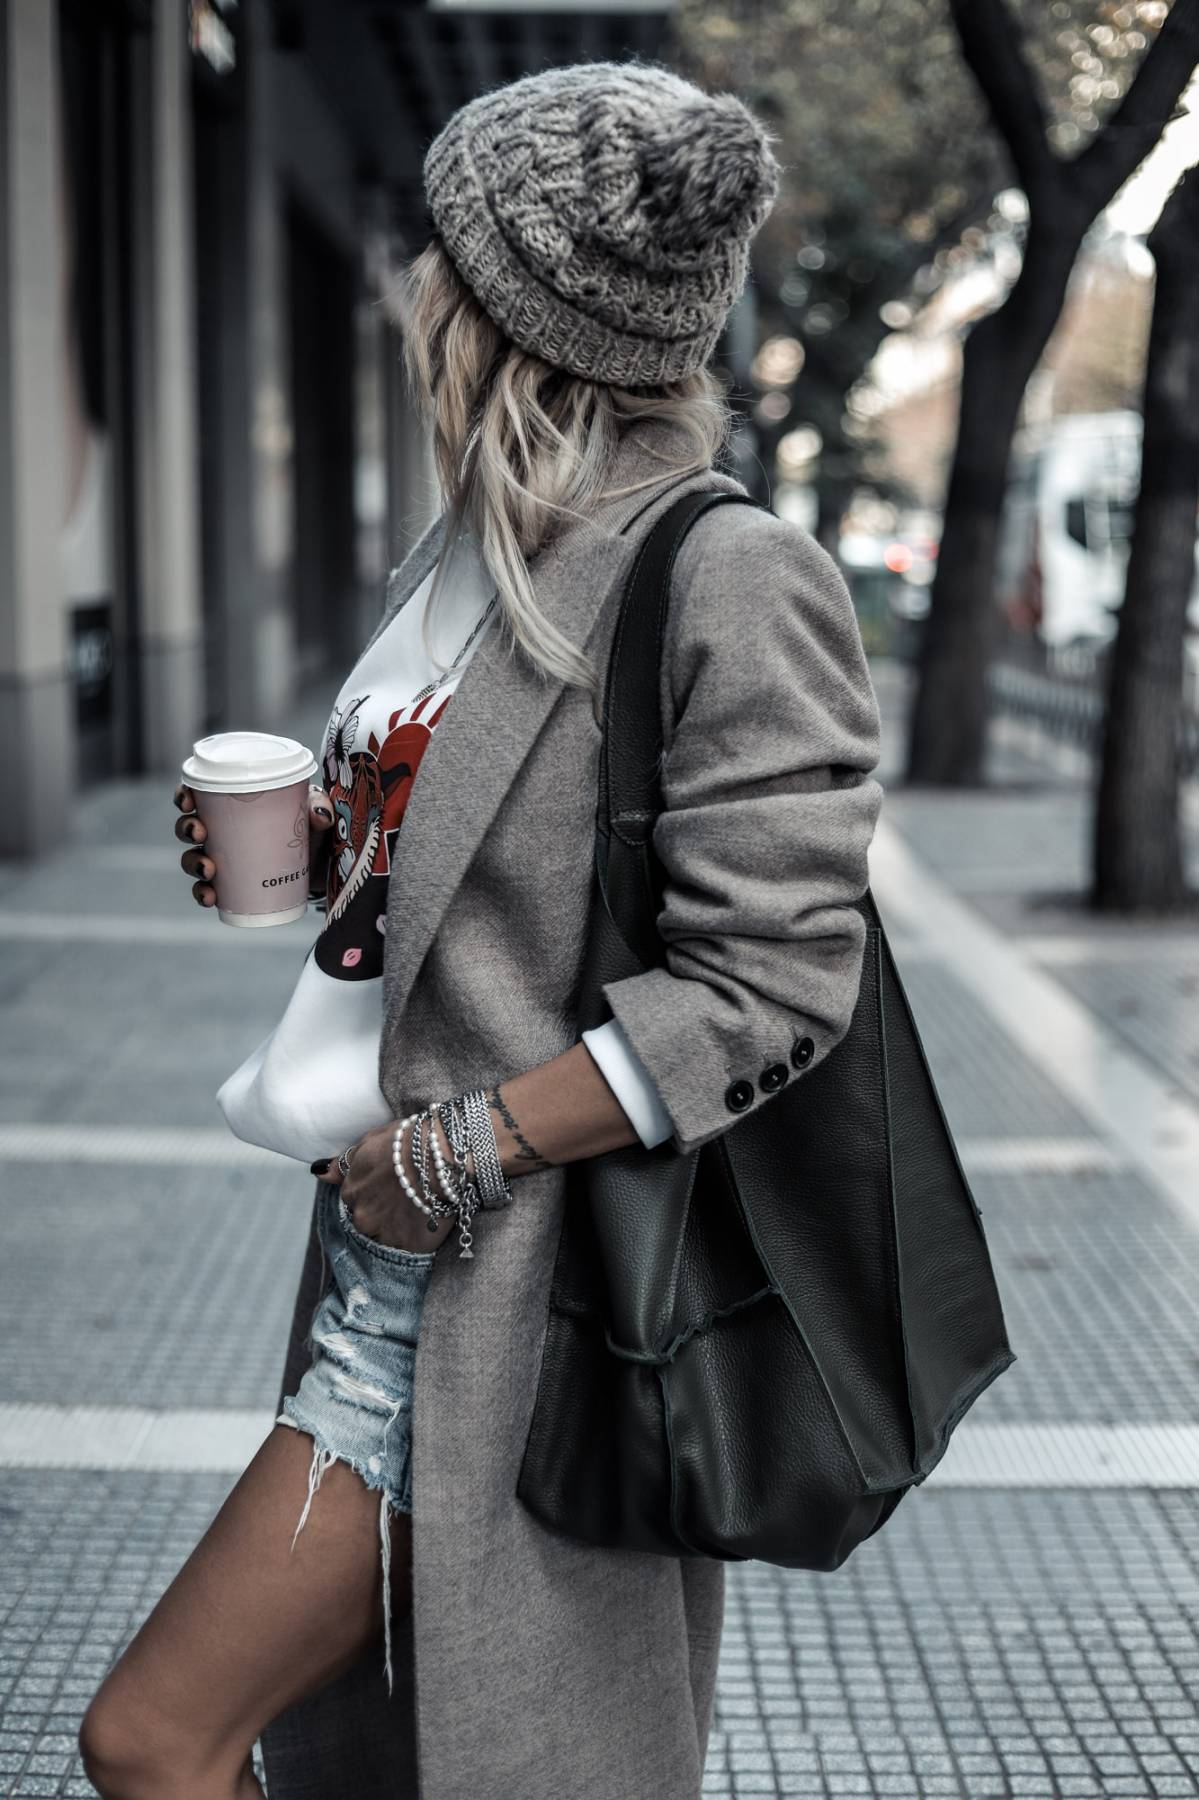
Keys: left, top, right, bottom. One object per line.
{"left": 259, "top": 415, "right": 884, "bottom": 1800}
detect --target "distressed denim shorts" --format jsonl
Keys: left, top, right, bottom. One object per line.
{"left": 276, "top": 1178, "right": 437, "bottom": 1690}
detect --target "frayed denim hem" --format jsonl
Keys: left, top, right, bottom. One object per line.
{"left": 276, "top": 1403, "right": 412, "bottom": 1696}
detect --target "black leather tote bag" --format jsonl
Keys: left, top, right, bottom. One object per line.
{"left": 517, "top": 489, "right": 1016, "bottom": 1569}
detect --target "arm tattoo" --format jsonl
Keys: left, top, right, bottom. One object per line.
{"left": 488, "top": 1085, "right": 552, "bottom": 1169}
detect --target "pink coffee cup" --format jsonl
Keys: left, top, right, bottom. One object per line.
{"left": 180, "top": 731, "right": 320, "bottom": 928}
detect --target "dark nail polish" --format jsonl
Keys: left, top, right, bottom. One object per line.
{"left": 310, "top": 1160, "right": 329, "bottom": 1175}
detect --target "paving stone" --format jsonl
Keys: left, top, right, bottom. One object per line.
{"left": 880, "top": 783, "right": 1092, "bottom": 902}
{"left": 711, "top": 1488, "right": 1199, "bottom": 1800}
{"left": 0, "top": 1471, "right": 1191, "bottom": 1798}
{"left": 0, "top": 1160, "right": 311, "bottom": 1409}
{"left": 1036, "top": 950, "right": 1199, "bottom": 1113}
{"left": 0, "top": 930, "right": 319, "bottom": 1134}
{"left": 987, "top": 1155, "right": 1199, "bottom": 1430}
{"left": 889, "top": 959, "right": 1098, "bottom": 1143}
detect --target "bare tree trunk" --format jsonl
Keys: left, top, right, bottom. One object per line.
{"left": 1092, "top": 166, "right": 1199, "bottom": 912}
{"left": 814, "top": 464, "right": 855, "bottom": 559}
{"left": 905, "top": 0, "right": 1199, "bottom": 787}
{"left": 906, "top": 220, "right": 1081, "bottom": 782}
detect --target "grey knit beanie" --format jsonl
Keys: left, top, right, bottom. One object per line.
{"left": 423, "top": 60, "right": 780, "bottom": 387}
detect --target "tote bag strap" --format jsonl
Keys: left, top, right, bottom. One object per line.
{"left": 602, "top": 488, "right": 763, "bottom": 848}
{"left": 598, "top": 489, "right": 766, "bottom": 963}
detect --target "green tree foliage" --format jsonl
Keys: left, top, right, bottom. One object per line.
{"left": 906, "top": 0, "right": 1197, "bottom": 785}
{"left": 671, "top": 0, "right": 1173, "bottom": 531}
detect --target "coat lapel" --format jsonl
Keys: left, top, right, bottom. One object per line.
{"left": 379, "top": 419, "right": 737, "bottom": 1032}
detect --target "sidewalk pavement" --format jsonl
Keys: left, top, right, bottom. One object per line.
{"left": 1, "top": 661, "right": 1196, "bottom": 1799}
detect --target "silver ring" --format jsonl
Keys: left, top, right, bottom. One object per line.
{"left": 337, "top": 1145, "right": 355, "bottom": 1179}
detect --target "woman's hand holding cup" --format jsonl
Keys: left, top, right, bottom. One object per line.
{"left": 173, "top": 782, "right": 335, "bottom": 910}
{"left": 175, "top": 732, "right": 323, "bottom": 927}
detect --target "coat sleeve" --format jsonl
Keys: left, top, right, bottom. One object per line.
{"left": 597, "top": 505, "right": 883, "bottom": 1157}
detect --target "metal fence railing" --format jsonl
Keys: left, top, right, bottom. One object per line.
{"left": 985, "top": 640, "right": 1199, "bottom": 778}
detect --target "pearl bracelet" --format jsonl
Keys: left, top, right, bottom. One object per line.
{"left": 390, "top": 1087, "right": 515, "bottom": 1260}
{"left": 392, "top": 1111, "right": 479, "bottom": 1259}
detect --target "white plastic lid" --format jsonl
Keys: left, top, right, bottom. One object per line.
{"left": 181, "top": 731, "right": 319, "bottom": 794}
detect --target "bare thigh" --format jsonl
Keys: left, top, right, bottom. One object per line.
{"left": 82, "top": 1423, "right": 409, "bottom": 1785}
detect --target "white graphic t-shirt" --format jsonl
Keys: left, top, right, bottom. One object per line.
{"left": 215, "top": 524, "right": 673, "bottom": 1165}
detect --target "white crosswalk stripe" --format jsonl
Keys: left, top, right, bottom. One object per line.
{"left": 0, "top": 1124, "right": 1121, "bottom": 1177}
{"left": 2, "top": 1406, "right": 1197, "bottom": 1486}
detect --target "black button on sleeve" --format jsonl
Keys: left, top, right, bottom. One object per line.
{"left": 724, "top": 1078, "right": 755, "bottom": 1113}
{"left": 758, "top": 1062, "right": 789, "bottom": 1093}
{"left": 790, "top": 1035, "right": 815, "bottom": 1069}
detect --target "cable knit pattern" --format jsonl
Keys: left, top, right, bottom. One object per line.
{"left": 423, "top": 60, "right": 780, "bottom": 385}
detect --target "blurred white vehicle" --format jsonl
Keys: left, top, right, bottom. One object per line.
{"left": 998, "top": 410, "right": 1199, "bottom": 655}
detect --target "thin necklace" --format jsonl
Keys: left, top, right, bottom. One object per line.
{"left": 410, "top": 587, "right": 500, "bottom": 707}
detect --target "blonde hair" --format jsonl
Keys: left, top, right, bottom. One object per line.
{"left": 389, "top": 236, "right": 732, "bottom": 709}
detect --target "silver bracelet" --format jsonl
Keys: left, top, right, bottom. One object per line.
{"left": 414, "top": 1114, "right": 441, "bottom": 1213}
{"left": 393, "top": 1110, "right": 478, "bottom": 1259}
{"left": 388, "top": 1085, "right": 513, "bottom": 1260}
{"left": 427, "top": 1104, "right": 463, "bottom": 1205}
{"left": 436, "top": 1098, "right": 472, "bottom": 1203}
{"left": 406, "top": 1101, "right": 475, "bottom": 1260}
{"left": 461, "top": 1087, "right": 514, "bottom": 1210}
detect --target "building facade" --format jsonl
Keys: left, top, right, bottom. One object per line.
{"left": 0, "top": 0, "right": 705, "bottom": 860}
{"left": 0, "top": 0, "right": 436, "bottom": 856}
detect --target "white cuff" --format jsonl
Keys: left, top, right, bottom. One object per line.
{"left": 581, "top": 1015, "right": 674, "bottom": 1150}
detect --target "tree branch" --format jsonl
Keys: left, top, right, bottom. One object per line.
{"left": 1072, "top": 0, "right": 1199, "bottom": 212}
{"left": 949, "top": 0, "right": 1055, "bottom": 199}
